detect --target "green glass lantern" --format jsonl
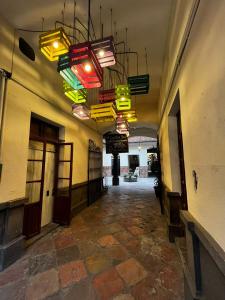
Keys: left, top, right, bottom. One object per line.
{"left": 63, "top": 81, "right": 87, "bottom": 103}
{"left": 127, "top": 74, "right": 149, "bottom": 95}
{"left": 115, "top": 84, "right": 131, "bottom": 111}
{"left": 58, "top": 54, "right": 83, "bottom": 90}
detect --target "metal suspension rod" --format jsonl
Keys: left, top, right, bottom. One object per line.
{"left": 88, "top": 0, "right": 91, "bottom": 41}
{"left": 55, "top": 21, "right": 86, "bottom": 40}
{"left": 115, "top": 51, "right": 139, "bottom": 76}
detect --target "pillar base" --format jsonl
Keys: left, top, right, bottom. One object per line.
{"left": 112, "top": 176, "right": 119, "bottom": 186}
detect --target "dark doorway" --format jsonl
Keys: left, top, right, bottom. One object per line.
{"left": 23, "top": 116, "right": 73, "bottom": 238}
{"left": 176, "top": 111, "right": 188, "bottom": 210}
{"left": 128, "top": 155, "right": 139, "bottom": 172}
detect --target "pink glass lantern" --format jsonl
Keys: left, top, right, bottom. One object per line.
{"left": 91, "top": 36, "right": 116, "bottom": 68}
{"left": 72, "top": 104, "right": 90, "bottom": 120}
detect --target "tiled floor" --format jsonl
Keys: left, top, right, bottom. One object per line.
{"left": 0, "top": 179, "right": 184, "bottom": 300}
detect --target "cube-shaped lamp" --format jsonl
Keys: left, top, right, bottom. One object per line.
{"left": 99, "top": 88, "right": 115, "bottom": 103}
{"left": 63, "top": 81, "right": 87, "bottom": 103}
{"left": 39, "top": 27, "right": 71, "bottom": 61}
{"left": 70, "top": 42, "right": 103, "bottom": 88}
{"left": 72, "top": 104, "right": 90, "bottom": 120}
{"left": 90, "top": 102, "right": 116, "bottom": 123}
{"left": 58, "top": 54, "right": 83, "bottom": 90}
{"left": 91, "top": 36, "right": 116, "bottom": 68}
{"left": 115, "top": 84, "right": 131, "bottom": 111}
{"left": 118, "top": 110, "right": 138, "bottom": 122}
{"left": 127, "top": 74, "right": 149, "bottom": 95}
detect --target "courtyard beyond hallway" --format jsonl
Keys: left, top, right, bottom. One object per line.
{"left": 0, "top": 181, "right": 183, "bottom": 300}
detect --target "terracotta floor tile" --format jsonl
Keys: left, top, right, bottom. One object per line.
{"left": 93, "top": 268, "right": 125, "bottom": 300}
{"left": 98, "top": 235, "right": 119, "bottom": 247}
{"left": 116, "top": 258, "right": 148, "bottom": 287}
{"left": 127, "top": 226, "right": 145, "bottom": 236}
{"left": 58, "top": 260, "right": 87, "bottom": 288}
{"left": 54, "top": 232, "right": 75, "bottom": 250}
{"left": 113, "top": 294, "right": 135, "bottom": 300}
{"left": 85, "top": 253, "right": 112, "bottom": 274}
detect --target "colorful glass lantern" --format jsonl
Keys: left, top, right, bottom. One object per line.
{"left": 118, "top": 110, "right": 138, "bottom": 122}
{"left": 127, "top": 74, "right": 149, "bottom": 95}
{"left": 91, "top": 36, "right": 116, "bottom": 68}
{"left": 70, "top": 42, "right": 103, "bottom": 88}
{"left": 116, "top": 119, "right": 129, "bottom": 135}
{"left": 39, "top": 27, "right": 71, "bottom": 61}
{"left": 115, "top": 84, "right": 131, "bottom": 111}
{"left": 90, "top": 102, "right": 116, "bottom": 123}
{"left": 72, "top": 104, "right": 90, "bottom": 120}
{"left": 58, "top": 54, "right": 83, "bottom": 90}
{"left": 99, "top": 88, "right": 115, "bottom": 103}
{"left": 63, "top": 81, "right": 87, "bottom": 103}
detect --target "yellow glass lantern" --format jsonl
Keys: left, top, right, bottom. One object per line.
{"left": 90, "top": 103, "right": 116, "bottom": 123}
{"left": 39, "top": 27, "right": 71, "bottom": 61}
{"left": 63, "top": 81, "right": 87, "bottom": 104}
{"left": 115, "top": 84, "right": 131, "bottom": 111}
{"left": 118, "top": 110, "right": 138, "bottom": 122}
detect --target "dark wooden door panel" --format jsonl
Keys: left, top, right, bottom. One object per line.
{"left": 23, "top": 202, "right": 42, "bottom": 238}
{"left": 177, "top": 111, "right": 188, "bottom": 210}
{"left": 53, "top": 143, "right": 73, "bottom": 226}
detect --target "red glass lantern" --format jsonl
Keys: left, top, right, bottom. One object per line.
{"left": 91, "top": 36, "right": 116, "bottom": 68}
{"left": 99, "top": 88, "right": 115, "bottom": 103}
{"left": 116, "top": 119, "right": 129, "bottom": 136}
{"left": 70, "top": 42, "right": 103, "bottom": 89}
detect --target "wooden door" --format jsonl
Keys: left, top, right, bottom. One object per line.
{"left": 53, "top": 143, "right": 73, "bottom": 226}
{"left": 41, "top": 143, "right": 56, "bottom": 227}
{"left": 176, "top": 111, "right": 188, "bottom": 210}
{"left": 23, "top": 140, "right": 46, "bottom": 238}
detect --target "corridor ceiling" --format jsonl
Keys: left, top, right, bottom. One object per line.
{"left": 0, "top": 0, "right": 174, "bottom": 137}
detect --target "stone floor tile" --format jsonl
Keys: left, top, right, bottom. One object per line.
{"left": 113, "top": 294, "right": 135, "bottom": 300}
{"left": 28, "top": 238, "right": 55, "bottom": 256}
{"left": 104, "top": 245, "right": 130, "bottom": 264}
{"left": 93, "top": 268, "right": 125, "bottom": 300}
{"left": 116, "top": 258, "right": 148, "bottom": 287}
{"left": 54, "top": 231, "right": 75, "bottom": 250}
{"left": 58, "top": 260, "right": 87, "bottom": 288}
{"left": 0, "top": 279, "right": 26, "bottom": 300}
{"left": 29, "top": 251, "right": 57, "bottom": 276}
{"left": 62, "top": 278, "right": 97, "bottom": 300}
{"left": 85, "top": 253, "right": 112, "bottom": 274}
{"left": 26, "top": 268, "right": 59, "bottom": 300}
{"left": 114, "top": 230, "right": 133, "bottom": 244}
{"left": 0, "top": 257, "right": 28, "bottom": 287}
{"left": 105, "top": 223, "right": 124, "bottom": 234}
{"left": 127, "top": 226, "right": 145, "bottom": 236}
{"left": 56, "top": 245, "right": 80, "bottom": 265}
{"left": 98, "top": 235, "right": 119, "bottom": 247}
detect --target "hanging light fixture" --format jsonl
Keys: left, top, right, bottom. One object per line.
{"left": 70, "top": 42, "right": 103, "bottom": 88}
{"left": 90, "top": 102, "right": 116, "bottom": 123}
{"left": 118, "top": 110, "right": 138, "bottom": 122}
{"left": 63, "top": 81, "right": 87, "bottom": 103}
{"left": 58, "top": 54, "right": 83, "bottom": 90}
{"left": 91, "top": 36, "right": 116, "bottom": 68}
{"left": 39, "top": 27, "right": 71, "bottom": 61}
{"left": 115, "top": 84, "right": 131, "bottom": 111}
{"left": 99, "top": 88, "right": 115, "bottom": 103}
{"left": 127, "top": 74, "right": 149, "bottom": 95}
{"left": 116, "top": 119, "right": 129, "bottom": 135}
{"left": 72, "top": 104, "right": 90, "bottom": 120}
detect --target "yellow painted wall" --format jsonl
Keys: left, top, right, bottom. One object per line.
{"left": 0, "top": 14, "right": 102, "bottom": 203}
{"left": 159, "top": 0, "right": 225, "bottom": 250}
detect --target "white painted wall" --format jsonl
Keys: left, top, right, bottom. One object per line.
{"left": 0, "top": 14, "right": 102, "bottom": 203}
{"left": 159, "top": 0, "right": 225, "bottom": 250}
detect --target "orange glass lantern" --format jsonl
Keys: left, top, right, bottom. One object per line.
{"left": 70, "top": 42, "right": 103, "bottom": 88}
